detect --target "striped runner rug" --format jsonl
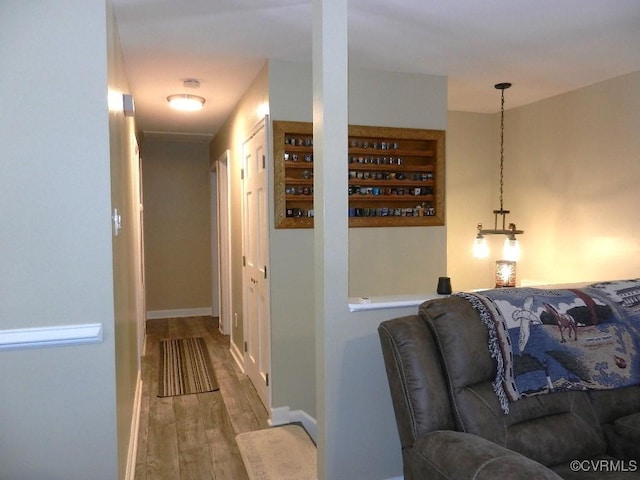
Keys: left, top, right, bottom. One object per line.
{"left": 158, "top": 337, "right": 219, "bottom": 397}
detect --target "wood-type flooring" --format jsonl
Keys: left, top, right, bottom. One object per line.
{"left": 134, "top": 316, "right": 269, "bottom": 480}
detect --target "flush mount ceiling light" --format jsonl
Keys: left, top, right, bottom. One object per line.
{"left": 167, "top": 79, "right": 205, "bottom": 111}
{"left": 472, "top": 82, "right": 524, "bottom": 262}
{"left": 167, "top": 94, "right": 205, "bottom": 111}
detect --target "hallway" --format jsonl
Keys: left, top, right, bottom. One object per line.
{"left": 134, "top": 316, "right": 269, "bottom": 479}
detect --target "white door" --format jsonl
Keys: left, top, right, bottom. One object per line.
{"left": 242, "top": 119, "right": 270, "bottom": 409}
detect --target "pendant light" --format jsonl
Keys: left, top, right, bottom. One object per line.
{"left": 473, "top": 82, "right": 524, "bottom": 262}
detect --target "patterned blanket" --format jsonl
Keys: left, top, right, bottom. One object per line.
{"left": 457, "top": 279, "right": 640, "bottom": 414}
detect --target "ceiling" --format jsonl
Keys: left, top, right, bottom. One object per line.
{"left": 111, "top": 0, "right": 640, "bottom": 141}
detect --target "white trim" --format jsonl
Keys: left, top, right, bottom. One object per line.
{"left": 210, "top": 169, "right": 220, "bottom": 318}
{"left": 0, "top": 323, "right": 103, "bottom": 351}
{"left": 229, "top": 340, "right": 245, "bottom": 373}
{"left": 124, "top": 371, "right": 143, "bottom": 480}
{"left": 268, "top": 406, "right": 317, "bottom": 442}
{"left": 348, "top": 293, "right": 444, "bottom": 312}
{"left": 269, "top": 406, "right": 291, "bottom": 426}
{"left": 134, "top": 139, "right": 147, "bottom": 371}
{"left": 146, "top": 308, "right": 212, "bottom": 319}
{"left": 216, "top": 150, "right": 232, "bottom": 335}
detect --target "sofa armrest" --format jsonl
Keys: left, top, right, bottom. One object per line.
{"left": 406, "top": 430, "right": 562, "bottom": 480}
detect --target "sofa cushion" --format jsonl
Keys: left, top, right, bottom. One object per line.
{"left": 409, "top": 430, "right": 563, "bottom": 480}
{"left": 603, "top": 424, "right": 640, "bottom": 462}
{"left": 454, "top": 382, "right": 606, "bottom": 466}
{"left": 615, "top": 413, "right": 640, "bottom": 444}
{"left": 589, "top": 386, "right": 640, "bottom": 425}
{"left": 506, "top": 409, "right": 606, "bottom": 466}
{"left": 420, "top": 296, "right": 607, "bottom": 467}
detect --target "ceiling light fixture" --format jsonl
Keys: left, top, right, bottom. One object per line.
{"left": 167, "top": 79, "right": 205, "bottom": 111}
{"left": 167, "top": 94, "right": 205, "bottom": 112}
{"left": 472, "top": 82, "right": 524, "bottom": 262}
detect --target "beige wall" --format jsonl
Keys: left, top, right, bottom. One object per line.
{"left": 347, "top": 67, "right": 448, "bottom": 296}
{"left": 0, "top": 2, "right": 124, "bottom": 478}
{"left": 446, "top": 111, "right": 495, "bottom": 290}
{"left": 107, "top": 3, "right": 143, "bottom": 477}
{"left": 142, "top": 140, "right": 213, "bottom": 312}
{"left": 209, "top": 59, "right": 639, "bottom": 479}
{"left": 507, "top": 72, "right": 640, "bottom": 285}
{"left": 447, "top": 72, "right": 640, "bottom": 290}
{"left": 210, "top": 61, "right": 447, "bottom": 468}
{"left": 266, "top": 61, "right": 448, "bottom": 417}
{"left": 209, "top": 64, "right": 270, "bottom": 353}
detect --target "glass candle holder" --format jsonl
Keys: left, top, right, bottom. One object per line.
{"left": 495, "top": 260, "right": 516, "bottom": 288}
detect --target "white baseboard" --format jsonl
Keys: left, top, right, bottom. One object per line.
{"left": 229, "top": 340, "right": 244, "bottom": 373}
{"left": 146, "top": 307, "right": 212, "bottom": 319}
{"left": 125, "top": 371, "right": 143, "bottom": 480}
{"left": 269, "top": 406, "right": 317, "bottom": 442}
{"left": 269, "top": 406, "right": 291, "bottom": 426}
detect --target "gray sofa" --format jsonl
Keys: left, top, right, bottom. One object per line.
{"left": 378, "top": 294, "right": 640, "bottom": 479}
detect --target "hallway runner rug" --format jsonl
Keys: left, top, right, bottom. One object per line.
{"left": 158, "top": 337, "right": 219, "bottom": 397}
{"left": 236, "top": 424, "right": 317, "bottom": 480}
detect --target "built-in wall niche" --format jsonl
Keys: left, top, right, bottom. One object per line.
{"left": 273, "top": 120, "right": 445, "bottom": 228}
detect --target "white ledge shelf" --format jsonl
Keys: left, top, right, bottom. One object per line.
{"left": 348, "top": 293, "right": 446, "bottom": 312}
{"left": 0, "top": 323, "right": 103, "bottom": 351}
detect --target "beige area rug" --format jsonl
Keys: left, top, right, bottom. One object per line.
{"left": 158, "top": 337, "right": 219, "bottom": 397}
{"left": 236, "top": 425, "right": 317, "bottom": 480}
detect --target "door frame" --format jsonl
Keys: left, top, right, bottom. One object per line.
{"left": 216, "top": 150, "right": 233, "bottom": 335}
{"left": 133, "top": 139, "right": 146, "bottom": 362}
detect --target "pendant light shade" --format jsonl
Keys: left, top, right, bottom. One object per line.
{"left": 503, "top": 236, "right": 521, "bottom": 261}
{"left": 472, "top": 225, "right": 489, "bottom": 258}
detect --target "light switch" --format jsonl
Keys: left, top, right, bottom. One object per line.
{"left": 112, "top": 208, "right": 122, "bottom": 236}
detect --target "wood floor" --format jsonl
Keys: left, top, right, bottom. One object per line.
{"left": 134, "top": 316, "right": 269, "bottom": 480}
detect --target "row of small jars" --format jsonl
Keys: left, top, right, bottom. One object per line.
{"left": 286, "top": 185, "right": 433, "bottom": 196}
{"left": 285, "top": 205, "right": 435, "bottom": 218}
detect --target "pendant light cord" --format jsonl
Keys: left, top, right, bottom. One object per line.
{"left": 499, "top": 87, "right": 505, "bottom": 212}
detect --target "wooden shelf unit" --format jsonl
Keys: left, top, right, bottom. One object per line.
{"left": 274, "top": 121, "right": 445, "bottom": 228}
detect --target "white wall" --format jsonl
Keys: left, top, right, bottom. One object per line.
{"left": 0, "top": 2, "right": 119, "bottom": 478}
